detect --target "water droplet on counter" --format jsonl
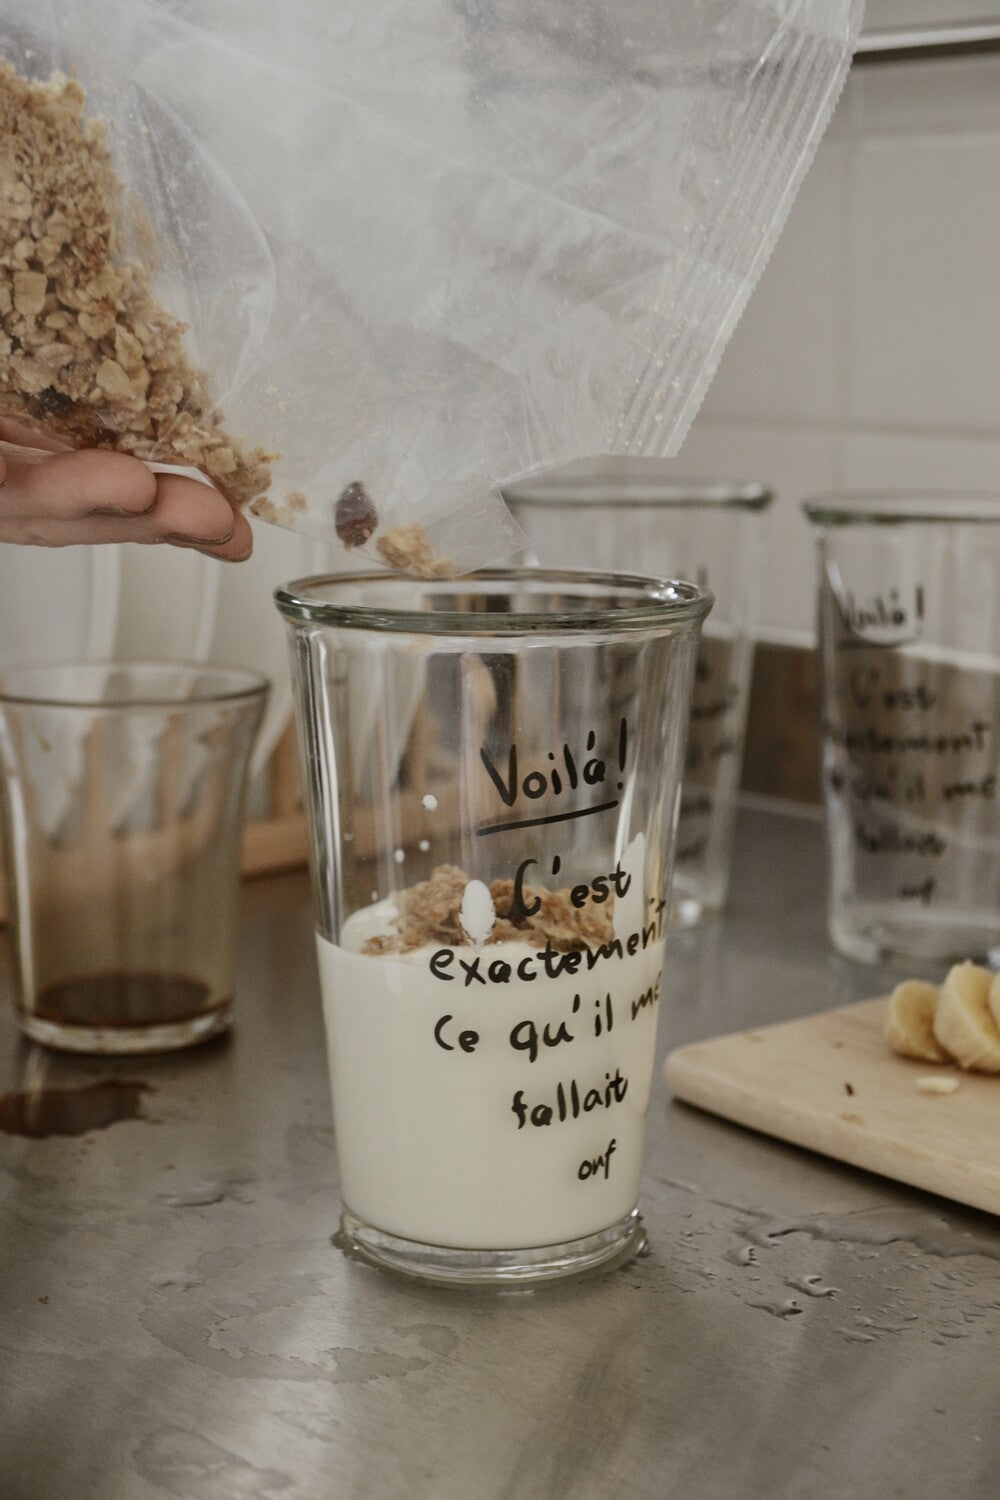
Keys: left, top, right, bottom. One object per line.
{"left": 786, "top": 1274, "right": 837, "bottom": 1298}
{"left": 838, "top": 1327, "right": 876, "bottom": 1343}
{"left": 746, "top": 1209, "right": 1000, "bottom": 1264}
{"left": 161, "top": 1180, "right": 227, "bottom": 1208}
{"left": 750, "top": 1299, "right": 803, "bottom": 1319}
{"left": 858, "top": 1315, "right": 908, "bottom": 1334}
{"left": 0, "top": 1079, "right": 148, "bottom": 1138}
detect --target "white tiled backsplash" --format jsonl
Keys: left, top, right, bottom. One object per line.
{"left": 676, "top": 51, "right": 1000, "bottom": 647}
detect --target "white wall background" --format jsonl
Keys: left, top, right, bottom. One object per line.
{"left": 674, "top": 49, "right": 1000, "bottom": 647}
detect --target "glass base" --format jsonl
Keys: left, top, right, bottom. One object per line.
{"left": 335, "top": 1207, "right": 647, "bottom": 1288}
{"left": 831, "top": 908, "right": 1000, "bottom": 973}
{"left": 19, "top": 1002, "right": 232, "bottom": 1054}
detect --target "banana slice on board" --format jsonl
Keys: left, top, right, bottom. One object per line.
{"left": 988, "top": 971, "right": 1000, "bottom": 1035}
{"left": 885, "top": 979, "right": 950, "bottom": 1063}
{"left": 932, "top": 961, "right": 1000, "bottom": 1073}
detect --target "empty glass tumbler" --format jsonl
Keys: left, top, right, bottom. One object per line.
{"left": 278, "top": 569, "right": 710, "bottom": 1285}
{"left": 805, "top": 494, "right": 1000, "bottom": 969}
{"left": 0, "top": 662, "right": 266, "bottom": 1052}
{"left": 505, "top": 461, "right": 771, "bottom": 922}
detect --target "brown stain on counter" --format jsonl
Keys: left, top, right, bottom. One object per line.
{"left": 0, "top": 1078, "right": 149, "bottom": 1138}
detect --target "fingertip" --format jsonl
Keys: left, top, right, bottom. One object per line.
{"left": 188, "top": 523, "right": 254, "bottom": 563}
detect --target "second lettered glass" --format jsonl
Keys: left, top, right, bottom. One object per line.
{"left": 505, "top": 461, "right": 771, "bottom": 922}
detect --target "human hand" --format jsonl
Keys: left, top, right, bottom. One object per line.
{"left": 0, "top": 417, "right": 253, "bottom": 560}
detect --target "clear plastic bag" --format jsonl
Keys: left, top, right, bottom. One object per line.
{"left": 1, "top": 0, "right": 863, "bottom": 570}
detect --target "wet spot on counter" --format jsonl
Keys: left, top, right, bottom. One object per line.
{"left": 148, "top": 1273, "right": 204, "bottom": 1291}
{"left": 158, "top": 1171, "right": 254, "bottom": 1208}
{"left": 326, "top": 1346, "right": 430, "bottom": 1382}
{"left": 132, "top": 1429, "right": 291, "bottom": 1498}
{"left": 160, "top": 1180, "right": 227, "bottom": 1208}
{"left": 392, "top": 1323, "right": 460, "bottom": 1356}
{"left": 0, "top": 1079, "right": 148, "bottom": 1138}
{"left": 139, "top": 1251, "right": 434, "bottom": 1386}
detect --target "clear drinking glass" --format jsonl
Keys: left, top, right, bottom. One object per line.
{"left": 504, "top": 461, "right": 771, "bottom": 922}
{"left": 805, "top": 494, "right": 1000, "bottom": 969}
{"left": 277, "top": 569, "right": 711, "bottom": 1285}
{"left": 0, "top": 662, "right": 266, "bottom": 1052}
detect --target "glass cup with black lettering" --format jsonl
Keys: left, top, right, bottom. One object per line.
{"left": 504, "top": 461, "right": 771, "bottom": 923}
{"left": 277, "top": 569, "right": 710, "bottom": 1285}
{"left": 805, "top": 494, "right": 1000, "bottom": 969}
{"left": 0, "top": 663, "right": 266, "bottom": 1052}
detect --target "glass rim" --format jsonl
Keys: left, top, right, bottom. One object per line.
{"left": 275, "top": 567, "right": 713, "bottom": 635}
{"left": 502, "top": 469, "right": 772, "bottom": 511}
{"left": 803, "top": 491, "right": 1000, "bottom": 526}
{"left": 0, "top": 659, "right": 270, "bottom": 710}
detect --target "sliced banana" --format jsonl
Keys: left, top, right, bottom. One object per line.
{"left": 885, "top": 979, "right": 950, "bottom": 1063}
{"left": 932, "top": 961, "right": 1000, "bottom": 1073}
{"left": 988, "top": 971, "right": 1000, "bottom": 1035}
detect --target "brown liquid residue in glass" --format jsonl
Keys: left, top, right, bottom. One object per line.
{"left": 33, "top": 973, "right": 213, "bottom": 1028}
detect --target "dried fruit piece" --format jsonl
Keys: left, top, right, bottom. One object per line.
{"left": 334, "top": 481, "right": 378, "bottom": 548}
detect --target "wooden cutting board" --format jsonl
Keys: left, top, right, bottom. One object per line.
{"left": 664, "top": 998, "right": 1000, "bottom": 1216}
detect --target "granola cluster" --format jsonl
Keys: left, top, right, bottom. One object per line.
{"left": 361, "top": 864, "right": 614, "bottom": 955}
{"left": 374, "top": 522, "right": 453, "bottom": 578}
{"left": 0, "top": 64, "right": 274, "bottom": 507}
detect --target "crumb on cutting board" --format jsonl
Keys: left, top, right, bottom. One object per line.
{"left": 915, "top": 1075, "right": 959, "bottom": 1096}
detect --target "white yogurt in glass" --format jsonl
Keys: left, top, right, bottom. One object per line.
{"left": 316, "top": 893, "right": 665, "bottom": 1250}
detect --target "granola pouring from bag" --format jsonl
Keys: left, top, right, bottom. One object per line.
{"left": 1, "top": 1, "right": 862, "bottom": 572}
{"left": 0, "top": 65, "right": 273, "bottom": 510}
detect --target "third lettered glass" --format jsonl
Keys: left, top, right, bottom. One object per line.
{"left": 805, "top": 494, "right": 1000, "bottom": 969}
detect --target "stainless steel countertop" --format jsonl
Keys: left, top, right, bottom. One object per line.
{"left": 3, "top": 803, "right": 998, "bottom": 1500}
